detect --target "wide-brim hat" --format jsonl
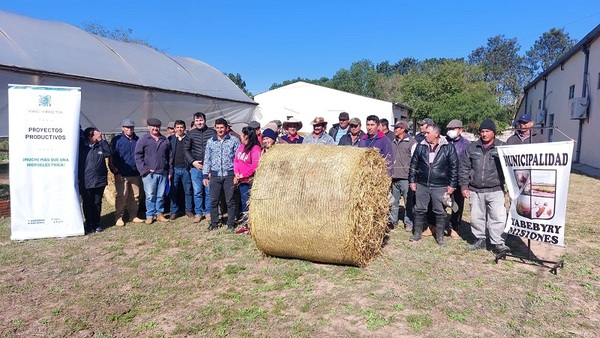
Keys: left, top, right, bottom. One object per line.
{"left": 310, "top": 116, "right": 327, "bottom": 126}
{"left": 283, "top": 117, "right": 303, "bottom": 131}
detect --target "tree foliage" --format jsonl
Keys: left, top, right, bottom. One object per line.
{"left": 328, "top": 59, "right": 382, "bottom": 98}
{"left": 526, "top": 28, "right": 577, "bottom": 76}
{"left": 468, "top": 35, "right": 529, "bottom": 111}
{"left": 398, "top": 59, "right": 506, "bottom": 130}
{"left": 79, "top": 21, "right": 161, "bottom": 51}
{"left": 227, "top": 73, "right": 253, "bottom": 98}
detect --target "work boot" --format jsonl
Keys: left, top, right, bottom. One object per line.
{"left": 145, "top": 218, "right": 154, "bottom": 225}
{"left": 156, "top": 213, "right": 169, "bottom": 222}
{"left": 492, "top": 244, "right": 511, "bottom": 254}
{"left": 115, "top": 218, "right": 125, "bottom": 227}
{"left": 205, "top": 214, "right": 211, "bottom": 222}
{"left": 468, "top": 238, "right": 486, "bottom": 250}
{"left": 207, "top": 223, "right": 218, "bottom": 231}
{"left": 169, "top": 213, "right": 178, "bottom": 221}
{"left": 186, "top": 211, "right": 194, "bottom": 219}
{"left": 449, "top": 229, "right": 460, "bottom": 239}
{"left": 131, "top": 217, "right": 145, "bottom": 223}
{"left": 193, "top": 215, "right": 202, "bottom": 223}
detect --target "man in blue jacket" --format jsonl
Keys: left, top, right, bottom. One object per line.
{"left": 358, "top": 115, "right": 393, "bottom": 175}
{"left": 109, "top": 118, "right": 144, "bottom": 227}
{"left": 408, "top": 123, "right": 458, "bottom": 246}
{"left": 135, "top": 118, "right": 172, "bottom": 224}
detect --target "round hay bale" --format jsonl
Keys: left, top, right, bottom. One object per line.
{"left": 249, "top": 144, "right": 391, "bottom": 267}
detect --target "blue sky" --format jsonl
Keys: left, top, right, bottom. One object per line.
{"left": 2, "top": 1, "right": 599, "bottom": 95}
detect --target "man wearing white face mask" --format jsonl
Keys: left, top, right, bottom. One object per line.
{"left": 445, "top": 119, "right": 471, "bottom": 238}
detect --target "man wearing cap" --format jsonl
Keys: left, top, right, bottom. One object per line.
{"left": 416, "top": 118, "right": 434, "bottom": 143}
{"left": 303, "top": 117, "right": 335, "bottom": 145}
{"left": 507, "top": 113, "right": 546, "bottom": 145}
{"left": 339, "top": 117, "right": 364, "bottom": 146}
{"left": 169, "top": 120, "right": 193, "bottom": 220}
{"left": 359, "top": 115, "right": 394, "bottom": 175}
{"left": 184, "top": 112, "right": 216, "bottom": 223}
{"left": 166, "top": 122, "right": 176, "bottom": 138}
{"left": 202, "top": 118, "right": 241, "bottom": 231}
{"left": 390, "top": 120, "right": 417, "bottom": 231}
{"left": 135, "top": 118, "right": 172, "bottom": 224}
{"left": 379, "top": 118, "right": 395, "bottom": 142}
{"left": 329, "top": 112, "right": 351, "bottom": 144}
{"left": 459, "top": 119, "right": 510, "bottom": 254}
{"left": 408, "top": 123, "right": 458, "bottom": 246}
{"left": 445, "top": 119, "right": 471, "bottom": 238}
{"left": 109, "top": 119, "right": 144, "bottom": 226}
{"left": 281, "top": 118, "right": 304, "bottom": 144}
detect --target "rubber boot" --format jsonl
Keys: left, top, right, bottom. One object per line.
{"left": 410, "top": 214, "right": 425, "bottom": 242}
{"left": 436, "top": 216, "right": 447, "bottom": 246}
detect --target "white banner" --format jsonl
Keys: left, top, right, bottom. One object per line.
{"left": 498, "top": 141, "right": 574, "bottom": 247}
{"left": 8, "top": 85, "right": 84, "bottom": 240}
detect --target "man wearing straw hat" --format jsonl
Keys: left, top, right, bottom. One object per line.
{"left": 303, "top": 117, "right": 335, "bottom": 145}
{"left": 408, "top": 123, "right": 458, "bottom": 246}
{"left": 281, "top": 118, "right": 304, "bottom": 144}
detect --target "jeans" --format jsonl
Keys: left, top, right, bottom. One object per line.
{"left": 170, "top": 167, "right": 193, "bottom": 215}
{"left": 239, "top": 182, "right": 251, "bottom": 225}
{"left": 191, "top": 168, "right": 210, "bottom": 216}
{"left": 469, "top": 190, "right": 507, "bottom": 245}
{"left": 114, "top": 175, "right": 142, "bottom": 220}
{"left": 209, "top": 175, "right": 236, "bottom": 226}
{"left": 80, "top": 186, "right": 105, "bottom": 230}
{"left": 141, "top": 172, "right": 167, "bottom": 218}
{"left": 390, "top": 178, "right": 413, "bottom": 226}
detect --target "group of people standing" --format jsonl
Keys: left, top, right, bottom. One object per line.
{"left": 78, "top": 110, "right": 545, "bottom": 255}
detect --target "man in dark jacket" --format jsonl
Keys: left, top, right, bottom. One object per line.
{"left": 169, "top": 120, "right": 193, "bottom": 220}
{"left": 78, "top": 127, "right": 112, "bottom": 233}
{"left": 445, "top": 119, "right": 471, "bottom": 238}
{"left": 329, "top": 112, "right": 350, "bottom": 144}
{"left": 135, "top": 118, "right": 172, "bottom": 224}
{"left": 506, "top": 113, "right": 546, "bottom": 145}
{"left": 408, "top": 123, "right": 458, "bottom": 246}
{"left": 338, "top": 117, "right": 364, "bottom": 146}
{"left": 459, "top": 119, "right": 510, "bottom": 254}
{"left": 109, "top": 119, "right": 144, "bottom": 227}
{"left": 184, "top": 112, "right": 216, "bottom": 223}
{"left": 390, "top": 120, "right": 416, "bottom": 231}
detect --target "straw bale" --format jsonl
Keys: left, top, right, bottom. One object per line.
{"left": 249, "top": 144, "right": 391, "bottom": 267}
{"left": 104, "top": 158, "right": 116, "bottom": 205}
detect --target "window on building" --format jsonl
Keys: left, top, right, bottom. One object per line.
{"left": 569, "top": 85, "right": 575, "bottom": 99}
{"left": 538, "top": 100, "right": 542, "bottom": 109}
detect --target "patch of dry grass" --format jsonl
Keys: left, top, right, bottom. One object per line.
{"left": 0, "top": 173, "right": 598, "bottom": 337}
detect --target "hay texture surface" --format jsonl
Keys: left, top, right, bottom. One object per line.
{"left": 249, "top": 144, "right": 391, "bottom": 267}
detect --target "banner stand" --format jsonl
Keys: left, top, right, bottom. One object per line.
{"left": 494, "top": 127, "right": 573, "bottom": 275}
{"left": 494, "top": 241, "right": 564, "bottom": 275}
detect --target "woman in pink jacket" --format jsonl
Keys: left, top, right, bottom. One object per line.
{"left": 234, "top": 126, "right": 262, "bottom": 234}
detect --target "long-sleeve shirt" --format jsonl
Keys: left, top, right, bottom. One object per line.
{"left": 134, "top": 132, "right": 171, "bottom": 176}
{"left": 203, "top": 134, "right": 241, "bottom": 178}
{"left": 234, "top": 144, "right": 262, "bottom": 183}
{"left": 358, "top": 131, "right": 394, "bottom": 175}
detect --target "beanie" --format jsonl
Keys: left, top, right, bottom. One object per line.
{"left": 479, "top": 119, "right": 496, "bottom": 134}
{"left": 262, "top": 128, "right": 278, "bottom": 141}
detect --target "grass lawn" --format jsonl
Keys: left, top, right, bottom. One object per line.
{"left": 0, "top": 173, "right": 598, "bottom": 337}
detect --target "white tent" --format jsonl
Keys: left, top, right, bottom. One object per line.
{"left": 253, "top": 81, "right": 412, "bottom": 131}
{"left": 0, "top": 10, "right": 257, "bottom": 137}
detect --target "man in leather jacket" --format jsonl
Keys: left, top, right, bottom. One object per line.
{"left": 459, "top": 119, "right": 510, "bottom": 254}
{"left": 408, "top": 123, "right": 458, "bottom": 246}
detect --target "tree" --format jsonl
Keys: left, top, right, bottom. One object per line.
{"left": 526, "top": 28, "right": 577, "bottom": 76}
{"left": 468, "top": 35, "right": 529, "bottom": 112}
{"left": 79, "top": 22, "right": 161, "bottom": 51}
{"left": 398, "top": 59, "right": 506, "bottom": 131}
{"left": 328, "top": 59, "right": 382, "bottom": 98}
{"left": 227, "top": 73, "right": 253, "bottom": 98}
